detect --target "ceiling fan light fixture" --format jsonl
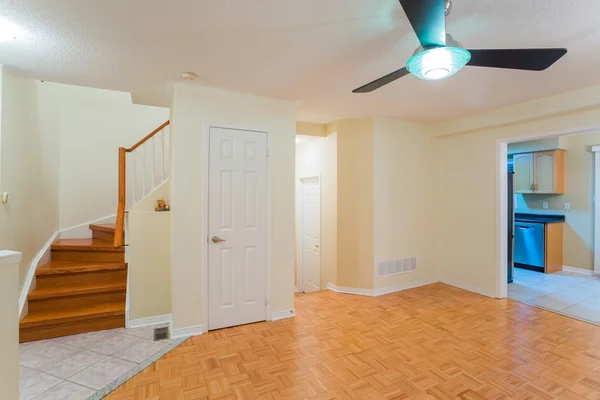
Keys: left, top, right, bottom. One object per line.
{"left": 406, "top": 47, "right": 471, "bottom": 81}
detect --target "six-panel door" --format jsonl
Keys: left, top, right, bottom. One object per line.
{"left": 208, "top": 127, "right": 267, "bottom": 330}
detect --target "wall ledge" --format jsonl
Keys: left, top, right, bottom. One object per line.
{"left": 0, "top": 250, "right": 22, "bottom": 266}
{"left": 327, "top": 279, "right": 438, "bottom": 297}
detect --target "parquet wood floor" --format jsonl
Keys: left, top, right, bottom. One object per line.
{"left": 105, "top": 283, "right": 600, "bottom": 399}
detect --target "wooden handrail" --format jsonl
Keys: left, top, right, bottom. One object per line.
{"left": 114, "top": 120, "right": 170, "bottom": 247}
{"left": 126, "top": 120, "right": 171, "bottom": 153}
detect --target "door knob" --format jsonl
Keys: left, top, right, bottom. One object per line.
{"left": 212, "top": 236, "right": 226, "bottom": 243}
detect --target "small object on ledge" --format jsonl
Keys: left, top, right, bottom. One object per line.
{"left": 154, "top": 198, "right": 170, "bottom": 212}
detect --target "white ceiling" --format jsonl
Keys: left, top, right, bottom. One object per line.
{"left": 2, "top": 0, "right": 600, "bottom": 123}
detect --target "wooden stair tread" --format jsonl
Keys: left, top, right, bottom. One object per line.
{"left": 36, "top": 261, "right": 126, "bottom": 276}
{"left": 51, "top": 238, "right": 124, "bottom": 252}
{"left": 89, "top": 223, "right": 116, "bottom": 233}
{"left": 20, "top": 303, "right": 125, "bottom": 329}
{"left": 28, "top": 281, "right": 126, "bottom": 300}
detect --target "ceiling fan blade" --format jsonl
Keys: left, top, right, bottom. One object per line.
{"left": 352, "top": 67, "right": 410, "bottom": 93}
{"left": 466, "top": 48, "right": 567, "bottom": 71}
{"left": 399, "top": 0, "right": 446, "bottom": 48}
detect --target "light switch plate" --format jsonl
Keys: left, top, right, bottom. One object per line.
{"left": 564, "top": 202, "right": 571, "bottom": 210}
{"left": 543, "top": 201, "right": 548, "bottom": 209}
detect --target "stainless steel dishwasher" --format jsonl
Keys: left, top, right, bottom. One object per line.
{"left": 514, "top": 221, "right": 545, "bottom": 270}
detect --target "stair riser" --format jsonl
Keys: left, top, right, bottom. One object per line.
{"left": 92, "top": 230, "right": 114, "bottom": 243}
{"left": 36, "top": 270, "right": 128, "bottom": 289}
{"left": 28, "top": 292, "right": 126, "bottom": 313}
{"left": 52, "top": 250, "right": 124, "bottom": 263}
{"left": 20, "top": 315, "right": 125, "bottom": 343}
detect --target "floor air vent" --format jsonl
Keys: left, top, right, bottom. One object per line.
{"left": 154, "top": 327, "right": 169, "bottom": 341}
{"left": 377, "top": 257, "right": 417, "bottom": 277}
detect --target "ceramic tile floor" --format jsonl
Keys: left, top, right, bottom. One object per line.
{"left": 19, "top": 324, "right": 175, "bottom": 400}
{"left": 508, "top": 267, "right": 600, "bottom": 324}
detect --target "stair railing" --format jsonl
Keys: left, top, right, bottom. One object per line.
{"left": 114, "top": 120, "right": 170, "bottom": 247}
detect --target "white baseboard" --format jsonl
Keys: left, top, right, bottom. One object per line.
{"left": 563, "top": 265, "right": 596, "bottom": 276}
{"left": 326, "top": 278, "right": 438, "bottom": 297}
{"left": 438, "top": 278, "right": 497, "bottom": 298}
{"left": 171, "top": 324, "right": 204, "bottom": 339}
{"left": 60, "top": 214, "right": 116, "bottom": 239}
{"left": 129, "top": 314, "right": 172, "bottom": 329}
{"left": 20, "top": 231, "right": 59, "bottom": 317}
{"left": 271, "top": 309, "right": 296, "bottom": 321}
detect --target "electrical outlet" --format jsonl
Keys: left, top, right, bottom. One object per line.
{"left": 543, "top": 201, "right": 548, "bottom": 209}
{"left": 564, "top": 202, "right": 571, "bottom": 210}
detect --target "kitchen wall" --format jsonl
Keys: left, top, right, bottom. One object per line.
{"left": 295, "top": 134, "right": 338, "bottom": 288}
{"left": 169, "top": 84, "right": 296, "bottom": 332}
{"left": 433, "top": 83, "right": 600, "bottom": 296}
{"left": 511, "top": 132, "right": 600, "bottom": 271}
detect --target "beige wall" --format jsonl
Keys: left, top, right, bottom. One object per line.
{"left": 295, "top": 134, "right": 338, "bottom": 288}
{"left": 51, "top": 82, "right": 169, "bottom": 230}
{"left": 336, "top": 118, "right": 375, "bottom": 289}
{"left": 127, "top": 181, "right": 171, "bottom": 320}
{"left": 373, "top": 118, "right": 438, "bottom": 289}
{"left": 434, "top": 88, "right": 600, "bottom": 295}
{"left": 512, "top": 132, "right": 600, "bottom": 271}
{"left": 0, "top": 255, "right": 20, "bottom": 400}
{"left": 0, "top": 70, "right": 60, "bottom": 293}
{"left": 169, "top": 84, "right": 296, "bottom": 331}
{"left": 296, "top": 121, "right": 326, "bottom": 137}
{"left": 508, "top": 137, "right": 568, "bottom": 155}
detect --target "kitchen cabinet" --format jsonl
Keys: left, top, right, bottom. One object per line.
{"left": 513, "top": 150, "right": 564, "bottom": 194}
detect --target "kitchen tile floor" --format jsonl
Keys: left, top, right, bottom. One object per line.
{"left": 508, "top": 267, "right": 600, "bottom": 324}
{"left": 19, "top": 324, "right": 182, "bottom": 400}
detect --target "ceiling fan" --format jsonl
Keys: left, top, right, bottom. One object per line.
{"left": 353, "top": 0, "right": 567, "bottom": 93}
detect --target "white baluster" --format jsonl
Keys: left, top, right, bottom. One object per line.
{"left": 142, "top": 147, "right": 147, "bottom": 199}
{"left": 161, "top": 129, "right": 165, "bottom": 183}
{"left": 132, "top": 154, "right": 137, "bottom": 205}
{"left": 152, "top": 134, "right": 156, "bottom": 190}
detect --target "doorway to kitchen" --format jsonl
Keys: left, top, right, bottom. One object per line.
{"left": 503, "top": 131, "right": 600, "bottom": 325}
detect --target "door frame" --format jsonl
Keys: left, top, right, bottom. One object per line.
{"left": 296, "top": 175, "right": 321, "bottom": 292}
{"left": 496, "top": 125, "right": 600, "bottom": 299}
{"left": 202, "top": 123, "right": 272, "bottom": 332}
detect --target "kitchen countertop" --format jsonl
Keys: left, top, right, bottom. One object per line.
{"left": 515, "top": 213, "right": 565, "bottom": 224}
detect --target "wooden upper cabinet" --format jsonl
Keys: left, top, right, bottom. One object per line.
{"left": 514, "top": 153, "right": 534, "bottom": 193}
{"left": 514, "top": 150, "right": 564, "bottom": 194}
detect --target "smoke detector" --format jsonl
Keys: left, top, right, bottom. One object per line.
{"left": 181, "top": 72, "right": 198, "bottom": 81}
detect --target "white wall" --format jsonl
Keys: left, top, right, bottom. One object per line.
{"left": 169, "top": 84, "right": 296, "bottom": 332}
{"left": 48, "top": 83, "right": 169, "bottom": 230}
{"left": 373, "top": 118, "right": 438, "bottom": 289}
{"left": 0, "top": 254, "right": 20, "bottom": 400}
{"left": 0, "top": 70, "right": 60, "bottom": 292}
{"left": 295, "top": 134, "right": 337, "bottom": 288}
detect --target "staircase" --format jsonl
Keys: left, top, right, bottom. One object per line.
{"left": 19, "top": 224, "right": 127, "bottom": 343}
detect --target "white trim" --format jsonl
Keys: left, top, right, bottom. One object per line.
{"left": 171, "top": 324, "right": 204, "bottom": 339}
{"left": 438, "top": 278, "right": 498, "bottom": 298}
{"left": 296, "top": 175, "right": 321, "bottom": 293}
{"left": 129, "top": 314, "right": 173, "bottom": 329}
{"left": 60, "top": 214, "right": 116, "bottom": 239}
{"left": 0, "top": 250, "right": 22, "bottom": 266}
{"left": 202, "top": 123, "right": 272, "bottom": 329}
{"left": 271, "top": 309, "right": 296, "bottom": 321}
{"left": 326, "top": 278, "right": 438, "bottom": 297}
{"left": 563, "top": 265, "right": 597, "bottom": 276}
{"left": 19, "top": 231, "right": 59, "bottom": 317}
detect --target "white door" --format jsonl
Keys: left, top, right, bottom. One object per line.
{"left": 514, "top": 153, "right": 534, "bottom": 194}
{"left": 300, "top": 177, "right": 321, "bottom": 293}
{"left": 208, "top": 127, "right": 267, "bottom": 330}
